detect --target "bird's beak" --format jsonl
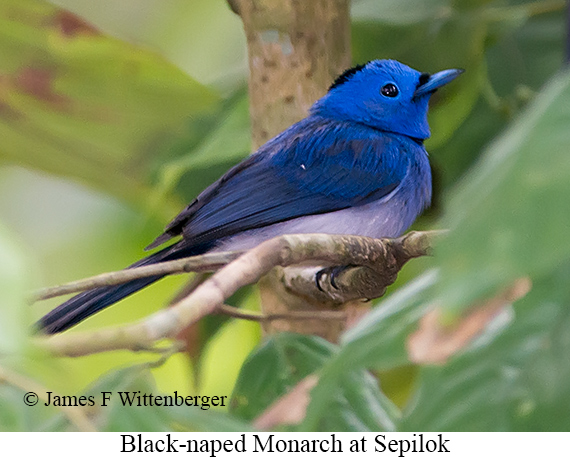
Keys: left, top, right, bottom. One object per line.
{"left": 413, "top": 69, "right": 464, "bottom": 99}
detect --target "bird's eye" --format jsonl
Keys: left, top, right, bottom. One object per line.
{"left": 380, "top": 83, "right": 399, "bottom": 98}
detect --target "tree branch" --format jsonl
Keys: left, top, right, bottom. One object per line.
{"left": 35, "top": 231, "right": 441, "bottom": 357}
{"left": 215, "top": 303, "right": 346, "bottom": 322}
{"left": 32, "top": 250, "right": 243, "bottom": 301}
{"left": 280, "top": 230, "right": 437, "bottom": 305}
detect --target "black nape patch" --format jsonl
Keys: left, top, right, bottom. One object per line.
{"left": 328, "top": 62, "right": 369, "bottom": 91}
{"left": 418, "top": 73, "right": 430, "bottom": 87}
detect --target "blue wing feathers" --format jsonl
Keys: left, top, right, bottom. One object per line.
{"left": 147, "top": 116, "right": 414, "bottom": 249}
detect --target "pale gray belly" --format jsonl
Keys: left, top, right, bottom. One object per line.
{"left": 211, "top": 191, "right": 413, "bottom": 253}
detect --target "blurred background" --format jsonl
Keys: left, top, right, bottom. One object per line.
{"left": 0, "top": 0, "right": 569, "bottom": 431}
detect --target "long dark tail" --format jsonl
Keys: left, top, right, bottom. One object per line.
{"left": 38, "top": 242, "right": 206, "bottom": 334}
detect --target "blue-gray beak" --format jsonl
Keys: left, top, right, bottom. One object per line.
{"left": 413, "top": 68, "right": 464, "bottom": 99}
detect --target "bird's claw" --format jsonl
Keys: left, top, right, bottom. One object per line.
{"left": 315, "top": 265, "right": 352, "bottom": 291}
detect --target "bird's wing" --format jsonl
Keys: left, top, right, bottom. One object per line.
{"left": 146, "top": 120, "right": 412, "bottom": 250}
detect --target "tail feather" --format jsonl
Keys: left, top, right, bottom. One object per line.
{"left": 39, "top": 276, "right": 162, "bottom": 334}
{"left": 38, "top": 242, "right": 207, "bottom": 334}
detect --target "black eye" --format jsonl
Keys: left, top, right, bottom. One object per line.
{"left": 381, "top": 83, "right": 399, "bottom": 97}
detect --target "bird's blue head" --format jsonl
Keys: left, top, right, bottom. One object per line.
{"left": 311, "top": 60, "right": 463, "bottom": 140}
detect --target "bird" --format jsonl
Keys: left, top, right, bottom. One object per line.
{"left": 39, "top": 59, "right": 462, "bottom": 334}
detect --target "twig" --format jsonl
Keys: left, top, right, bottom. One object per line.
{"left": 35, "top": 231, "right": 440, "bottom": 358}
{"left": 145, "top": 340, "right": 187, "bottom": 369}
{"left": 0, "top": 364, "right": 97, "bottom": 432}
{"left": 32, "top": 251, "right": 243, "bottom": 301}
{"left": 215, "top": 303, "right": 346, "bottom": 322}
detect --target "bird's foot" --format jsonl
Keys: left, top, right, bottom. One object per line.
{"left": 315, "top": 265, "right": 353, "bottom": 292}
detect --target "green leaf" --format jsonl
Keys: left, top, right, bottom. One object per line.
{"left": 402, "top": 263, "right": 570, "bottom": 431}
{"left": 231, "top": 333, "right": 334, "bottom": 422}
{"left": 390, "top": 67, "right": 570, "bottom": 432}
{"left": 168, "top": 403, "right": 254, "bottom": 433}
{"left": 486, "top": 8, "right": 565, "bottom": 94}
{"left": 0, "top": 0, "right": 220, "bottom": 212}
{"left": 431, "top": 97, "right": 507, "bottom": 189}
{"left": 50, "top": 0, "right": 247, "bottom": 87}
{"left": 83, "top": 365, "right": 251, "bottom": 432}
{"left": 437, "top": 69, "right": 570, "bottom": 311}
{"left": 83, "top": 366, "right": 172, "bottom": 432}
{"left": 0, "top": 384, "right": 59, "bottom": 431}
{"left": 232, "top": 333, "right": 399, "bottom": 431}
{"left": 303, "top": 272, "right": 436, "bottom": 430}
{"left": 150, "top": 93, "right": 250, "bottom": 208}
{"left": 321, "top": 369, "right": 400, "bottom": 432}
{"left": 339, "top": 271, "right": 438, "bottom": 371}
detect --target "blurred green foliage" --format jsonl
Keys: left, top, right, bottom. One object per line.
{"left": 0, "top": 0, "right": 568, "bottom": 431}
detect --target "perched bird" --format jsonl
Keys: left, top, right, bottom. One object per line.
{"left": 39, "top": 60, "right": 462, "bottom": 334}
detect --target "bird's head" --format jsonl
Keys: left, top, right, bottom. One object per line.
{"left": 311, "top": 60, "right": 463, "bottom": 140}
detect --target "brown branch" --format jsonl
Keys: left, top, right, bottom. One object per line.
{"left": 280, "top": 230, "right": 438, "bottom": 305}
{"left": 258, "top": 230, "right": 442, "bottom": 341}
{"left": 35, "top": 231, "right": 441, "bottom": 358}
{"left": 32, "top": 250, "right": 243, "bottom": 301}
{"left": 215, "top": 303, "right": 345, "bottom": 322}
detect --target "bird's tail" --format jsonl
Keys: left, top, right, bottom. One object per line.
{"left": 38, "top": 242, "right": 204, "bottom": 334}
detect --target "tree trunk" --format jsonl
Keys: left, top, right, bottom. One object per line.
{"left": 230, "top": 0, "right": 352, "bottom": 340}
{"left": 231, "top": 0, "right": 351, "bottom": 148}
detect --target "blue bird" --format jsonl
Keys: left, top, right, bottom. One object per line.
{"left": 39, "top": 60, "right": 462, "bottom": 333}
